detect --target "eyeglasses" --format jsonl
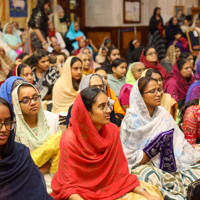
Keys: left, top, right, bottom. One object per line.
{"left": 90, "top": 85, "right": 104, "bottom": 90}
{"left": 143, "top": 88, "right": 163, "bottom": 95}
{"left": 19, "top": 95, "right": 41, "bottom": 105}
{"left": 146, "top": 52, "right": 158, "bottom": 56}
{"left": 133, "top": 68, "right": 146, "bottom": 73}
{"left": 0, "top": 121, "right": 16, "bottom": 131}
{"left": 98, "top": 102, "right": 113, "bottom": 113}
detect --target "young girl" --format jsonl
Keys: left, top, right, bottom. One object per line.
{"left": 107, "top": 58, "right": 127, "bottom": 98}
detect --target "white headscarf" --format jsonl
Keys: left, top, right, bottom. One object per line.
{"left": 120, "top": 79, "right": 200, "bottom": 172}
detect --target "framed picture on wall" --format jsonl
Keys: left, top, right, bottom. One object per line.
{"left": 123, "top": 0, "right": 141, "bottom": 23}
{"left": 174, "top": 5, "right": 185, "bottom": 18}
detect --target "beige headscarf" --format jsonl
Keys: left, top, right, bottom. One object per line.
{"left": 52, "top": 56, "right": 83, "bottom": 113}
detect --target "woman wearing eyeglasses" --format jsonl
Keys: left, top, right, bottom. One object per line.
{"left": 12, "top": 82, "right": 60, "bottom": 193}
{"left": 119, "top": 62, "right": 146, "bottom": 112}
{"left": 140, "top": 47, "right": 169, "bottom": 80}
{"left": 164, "top": 58, "right": 194, "bottom": 109}
{"left": 0, "top": 97, "right": 53, "bottom": 200}
{"left": 51, "top": 87, "right": 163, "bottom": 200}
{"left": 120, "top": 76, "right": 200, "bottom": 199}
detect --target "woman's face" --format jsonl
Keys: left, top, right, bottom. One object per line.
{"left": 175, "top": 47, "right": 181, "bottom": 59}
{"left": 187, "top": 55, "right": 194, "bottom": 68}
{"left": 37, "top": 56, "right": 50, "bottom": 71}
{"left": 44, "top": 3, "right": 51, "bottom": 15}
{"left": 0, "top": 48, "right": 5, "bottom": 57}
{"left": 71, "top": 60, "right": 83, "bottom": 81}
{"left": 145, "top": 48, "right": 158, "bottom": 63}
{"left": 74, "top": 22, "right": 79, "bottom": 32}
{"left": 95, "top": 70, "right": 108, "bottom": 87}
{"left": 81, "top": 54, "right": 90, "bottom": 71}
{"left": 112, "top": 62, "right": 127, "bottom": 79}
{"left": 82, "top": 48, "right": 92, "bottom": 60}
{"left": 88, "top": 92, "right": 111, "bottom": 127}
{"left": 142, "top": 80, "right": 161, "bottom": 108}
{"left": 150, "top": 72, "right": 163, "bottom": 89}
{"left": 102, "top": 49, "right": 107, "bottom": 57}
{"left": 89, "top": 76, "right": 104, "bottom": 90}
{"left": 79, "top": 39, "right": 86, "bottom": 48}
{"left": 156, "top": 8, "right": 161, "bottom": 16}
{"left": 0, "top": 104, "right": 11, "bottom": 146}
{"left": 48, "top": 22, "right": 54, "bottom": 31}
{"left": 20, "top": 66, "right": 33, "bottom": 84}
{"left": 108, "top": 49, "right": 120, "bottom": 63}
{"left": 180, "top": 61, "right": 192, "bottom": 79}
{"left": 6, "top": 24, "right": 13, "bottom": 34}
{"left": 132, "top": 63, "right": 146, "bottom": 80}
{"left": 172, "top": 17, "right": 178, "bottom": 26}
{"left": 18, "top": 86, "right": 41, "bottom": 117}
{"left": 105, "top": 42, "right": 112, "bottom": 49}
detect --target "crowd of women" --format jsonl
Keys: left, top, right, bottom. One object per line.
{"left": 1, "top": 1, "right": 200, "bottom": 200}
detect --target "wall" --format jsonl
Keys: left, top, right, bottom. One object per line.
{"left": 85, "top": 0, "right": 199, "bottom": 27}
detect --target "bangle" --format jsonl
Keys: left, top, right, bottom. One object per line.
{"left": 42, "top": 41, "right": 47, "bottom": 46}
{"left": 57, "top": 63, "right": 62, "bottom": 68}
{"left": 138, "top": 187, "right": 147, "bottom": 195}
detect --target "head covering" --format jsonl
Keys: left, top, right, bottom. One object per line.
{"left": 12, "top": 83, "right": 52, "bottom": 152}
{"left": 164, "top": 60, "right": 194, "bottom": 102}
{"left": 0, "top": 56, "right": 10, "bottom": 83}
{"left": 166, "top": 45, "right": 176, "bottom": 66}
{"left": 120, "top": 79, "right": 200, "bottom": 172}
{"left": 51, "top": 92, "right": 140, "bottom": 200}
{"left": 0, "top": 100, "right": 52, "bottom": 200}
{"left": 126, "top": 62, "right": 144, "bottom": 85}
{"left": 52, "top": 56, "right": 84, "bottom": 113}
{"left": 195, "top": 58, "right": 200, "bottom": 80}
{"left": 54, "top": 4, "right": 64, "bottom": 13}
{"left": 2, "top": 23, "right": 18, "bottom": 35}
{"left": 0, "top": 76, "right": 25, "bottom": 106}
{"left": 79, "top": 73, "right": 105, "bottom": 91}
{"left": 140, "top": 49, "right": 169, "bottom": 79}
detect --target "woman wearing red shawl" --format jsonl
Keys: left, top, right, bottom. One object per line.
{"left": 51, "top": 87, "right": 162, "bottom": 200}
{"left": 140, "top": 47, "right": 169, "bottom": 80}
{"left": 164, "top": 58, "right": 194, "bottom": 108}
{"left": 73, "top": 38, "right": 87, "bottom": 56}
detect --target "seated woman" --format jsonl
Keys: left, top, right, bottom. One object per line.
{"left": 180, "top": 52, "right": 194, "bottom": 69}
{"left": 102, "top": 47, "right": 121, "bottom": 74}
{"left": 0, "top": 46, "right": 14, "bottom": 69}
{"left": 12, "top": 63, "right": 33, "bottom": 84}
{"left": 179, "top": 99, "right": 200, "bottom": 148}
{"left": 0, "top": 76, "right": 25, "bottom": 109}
{"left": 2, "top": 23, "right": 23, "bottom": 61}
{"left": 12, "top": 82, "right": 60, "bottom": 193}
{"left": 52, "top": 56, "right": 83, "bottom": 114}
{"left": 164, "top": 58, "right": 194, "bottom": 108}
{"left": 95, "top": 67, "right": 125, "bottom": 122}
{"left": 26, "top": 49, "right": 60, "bottom": 100}
{"left": 73, "top": 38, "right": 87, "bottom": 56}
{"left": 185, "top": 59, "right": 200, "bottom": 103}
{"left": 119, "top": 62, "right": 146, "bottom": 112}
{"left": 107, "top": 58, "right": 127, "bottom": 98}
{"left": 142, "top": 69, "right": 177, "bottom": 120}
{"left": 140, "top": 47, "right": 169, "bottom": 79}
{"left": 120, "top": 76, "right": 200, "bottom": 199}
{"left": 0, "top": 97, "right": 53, "bottom": 200}
{"left": 51, "top": 87, "right": 162, "bottom": 200}
{"left": 0, "top": 56, "right": 12, "bottom": 85}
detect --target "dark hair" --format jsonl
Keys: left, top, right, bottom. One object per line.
{"left": 138, "top": 76, "right": 157, "bottom": 95}
{"left": 177, "top": 58, "right": 188, "bottom": 71}
{"left": 153, "top": 7, "right": 161, "bottom": 16}
{"left": 17, "top": 64, "right": 30, "bottom": 76}
{"left": 175, "top": 45, "right": 180, "bottom": 50}
{"left": 71, "top": 56, "right": 82, "bottom": 66}
{"left": 94, "top": 67, "right": 107, "bottom": 74}
{"left": 105, "top": 47, "right": 119, "bottom": 62}
{"left": 143, "top": 47, "right": 155, "bottom": 57}
{"left": 11, "top": 79, "right": 26, "bottom": 92}
{"left": 178, "top": 98, "right": 199, "bottom": 129}
{"left": 145, "top": 69, "right": 163, "bottom": 79}
{"left": 0, "top": 97, "right": 14, "bottom": 158}
{"left": 17, "top": 52, "right": 28, "bottom": 60}
{"left": 112, "top": 58, "right": 126, "bottom": 68}
{"left": 180, "top": 52, "right": 192, "bottom": 59}
{"left": 81, "top": 87, "right": 105, "bottom": 112}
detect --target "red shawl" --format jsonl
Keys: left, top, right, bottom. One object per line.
{"left": 73, "top": 39, "right": 87, "bottom": 56}
{"left": 51, "top": 93, "right": 140, "bottom": 200}
{"left": 164, "top": 60, "right": 194, "bottom": 102}
{"left": 140, "top": 50, "right": 169, "bottom": 79}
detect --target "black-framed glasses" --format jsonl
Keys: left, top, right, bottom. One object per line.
{"left": 146, "top": 52, "right": 158, "bottom": 56}
{"left": 19, "top": 95, "right": 41, "bottom": 105}
{"left": 98, "top": 102, "right": 114, "bottom": 113}
{"left": 0, "top": 121, "right": 16, "bottom": 131}
{"left": 143, "top": 88, "right": 163, "bottom": 95}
